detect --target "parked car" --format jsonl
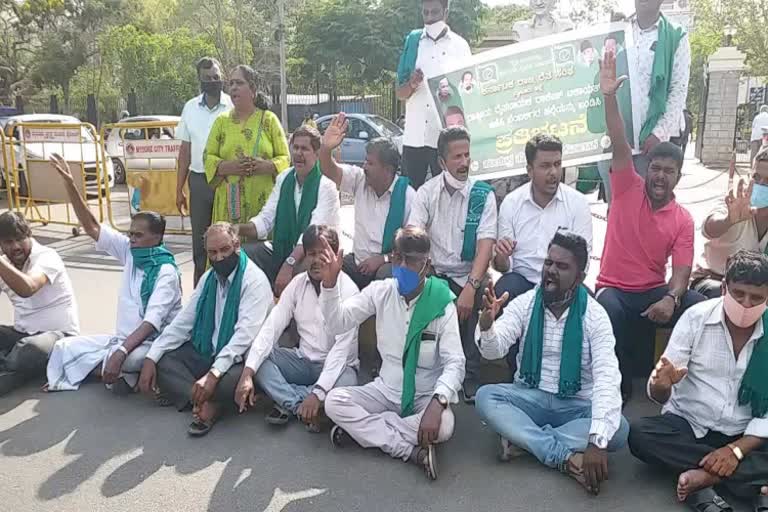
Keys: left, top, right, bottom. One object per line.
{"left": 0, "top": 114, "right": 115, "bottom": 196}
{"left": 315, "top": 113, "right": 403, "bottom": 166}
{"left": 104, "top": 115, "right": 180, "bottom": 184}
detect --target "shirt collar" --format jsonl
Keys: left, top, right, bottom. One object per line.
{"left": 630, "top": 13, "right": 661, "bottom": 32}
{"left": 525, "top": 182, "right": 563, "bottom": 208}
{"left": 708, "top": 298, "right": 766, "bottom": 341}
{"left": 440, "top": 173, "right": 471, "bottom": 197}
{"left": 198, "top": 93, "right": 228, "bottom": 110}
{"left": 420, "top": 27, "right": 452, "bottom": 42}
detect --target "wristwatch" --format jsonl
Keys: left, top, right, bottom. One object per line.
{"left": 467, "top": 277, "right": 482, "bottom": 290}
{"left": 209, "top": 368, "right": 223, "bottom": 380}
{"left": 589, "top": 433, "right": 608, "bottom": 450}
{"left": 728, "top": 443, "right": 744, "bottom": 461}
{"left": 432, "top": 393, "right": 448, "bottom": 409}
{"left": 312, "top": 386, "right": 328, "bottom": 402}
{"left": 384, "top": 254, "right": 390, "bottom": 264}
{"left": 665, "top": 291, "right": 680, "bottom": 309}
{"left": 285, "top": 256, "right": 297, "bottom": 267}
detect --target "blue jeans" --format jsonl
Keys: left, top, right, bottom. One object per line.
{"left": 597, "top": 153, "right": 651, "bottom": 205}
{"left": 475, "top": 383, "right": 629, "bottom": 469}
{"left": 254, "top": 347, "right": 358, "bottom": 415}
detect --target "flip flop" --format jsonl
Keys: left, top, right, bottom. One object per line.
{"left": 330, "top": 425, "right": 348, "bottom": 448}
{"left": 685, "top": 488, "right": 733, "bottom": 512}
{"left": 417, "top": 445, "right": 438, "bottom": 481}
{"left": 754, "top": 494, "right": 768, "bottom": 512}
{"left": 265, "top": 405, "right": 291, "bottom": 426}
{"left": 187, "top": 416, "right": 217, "bottom": 437}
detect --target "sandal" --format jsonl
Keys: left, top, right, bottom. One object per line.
{"left": 414, "top": 445, "right": 438, "bottom": 481}
{"left": 187, "top": 416, "right": 217, "bottom": 437}
{"left": 265, "top": 405, "right": 291, "bottom": 426}
{"left": 330, "top": 425, "right": 348, "bottom": 448}
{"left": 754, "top": 494, "right": 768, "bottom": 512}
{"left": 685, "top": 488, "right": 733, "bottom": 512}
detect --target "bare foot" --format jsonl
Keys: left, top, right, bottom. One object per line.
{"left": 565, "top": 453, "right": 590, "bottom": 493}
{"left": 677, "top": 469, "right": 721, "bottom": 502}
{"left": 761, "top": 486, "right": 767, "bottom": 495}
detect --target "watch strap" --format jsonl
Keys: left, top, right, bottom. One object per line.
{"left": 728, "top": 443, "right": 744, "bottom": 461}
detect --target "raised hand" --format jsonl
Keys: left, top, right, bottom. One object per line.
{"left": 598, "top": 50, "right": 628, "bottom": 96}
{"left": 50, "top": 153, "right": 74, "bottom": 183}
{"left": 322, "top": 113, "right": 348, "bottom": 150}
{"left": 726, "top": 178, "right": 756, "bottom": 225}
{"left": 650, "top": 356, "right": 688, "bottom": 392}
{"left": 479, "top": 282, "right": 510, "bottom": 331}
{"left": 316, "top": 236, "right": 343, "bottom": 289}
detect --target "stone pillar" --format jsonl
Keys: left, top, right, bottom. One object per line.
{"left": 700, "top": 47, "right": 746, "bottom": 166}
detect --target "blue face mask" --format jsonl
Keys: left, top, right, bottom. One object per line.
{"left": 751, "top": 183, "right": 768, "bottom": 209}
{"left": 392, "top": 264, "right": 424, "bottom": 296}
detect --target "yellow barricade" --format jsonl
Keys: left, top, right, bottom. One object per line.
{"left": 101, "top": 120, "right": 190, "bottom": 235}
{"left": 4, "top": 121, "right": 109, "bottom": 235}
{"left": 0, "top": 129, "right": 17, "bottom": 210}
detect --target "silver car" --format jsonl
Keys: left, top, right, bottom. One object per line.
{"left": 315, "top": 113, "right": 403, "bottom": 166}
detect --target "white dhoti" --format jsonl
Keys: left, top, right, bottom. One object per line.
{"left": 46, "top": 335, "right": 151, "bottom": 391}
{"left": 325, "top": 380, "right": 455, "bottom": 461}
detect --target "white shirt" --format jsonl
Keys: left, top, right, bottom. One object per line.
{"left": 651, "top": 298, "right": 768, "bottom": 439}
{"left": 249, "top": 169, "right": 340, "bottom": 246}
{"left": 629, "top": 16, "right": 691, "bottom": 141}
{"left": 320, "top": 278, "right": 465, "bottom": 404}
{"left": 1, "top": 240, "right": 79, "bottom": 335}
{"left": 498, "top": 183, "right": 593, "bottom": 284}
{"left": 752, "top": 112, "right": 768, "bottom": 142}
{"left": 245, "top": 272, "right": 359, "bottom": 392}
{"left": 146, "top": 257, "right": 272, "bottom": 375}
{"left": 340, "top": 165, "right": 416, "bottom": 264}
{"left": 176, "top": 93, "right": 233, "bottom": 173}
{"left": 95, "top": 225, "right": 182, "bottom": 339}
{"left": 478, "top": 288, "right": 623, "bottom": 441}
{"left": 407, "top": 174, "right": 497, "bottom": 285}
{"left": 403, "top": 29, "right": 472, "bottom": 149}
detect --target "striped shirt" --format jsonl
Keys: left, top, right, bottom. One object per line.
{"left": 478, "top": 287, "right": 623, "bottom": 441}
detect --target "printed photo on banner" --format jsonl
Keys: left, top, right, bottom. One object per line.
{"left": 428, "top": 22, "right": 637, "bottom": 180}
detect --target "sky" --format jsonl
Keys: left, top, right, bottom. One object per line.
{"left": 483, "top": 0, "right": 637, "bottom": 17}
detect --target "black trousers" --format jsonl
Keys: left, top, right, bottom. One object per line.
{"left": 438, "top": 275, "right": 488, "bottom": 383}
{"left": 189, "top": 172, "right": 214, "bottom": 286}
{"left": 494, "top": 272, "right": 536, "bottom": 380}
{"left": 243, "top": 241, "right": 304, "bottom": 289}
{"left": 629, "top": 413, "right": 768, "bottom": 498}
{"left": 342, "top": 253, "right": 392, "bottom": 291}
{"left": 0, "top": 325, "right": 68, "bottom": 395}
{"left": 596, "top": 285, "right": 707, "bottom": 395}
{"left": 156, "top": 342, "right": 242, "bottom": 414}
{"left": 691, "top": 277, "right": 723, "bottom": 300}
{"left": 402, "top": 146, "right": 440, "bottom": 189}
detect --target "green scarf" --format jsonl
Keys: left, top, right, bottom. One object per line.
{"left": 272, "top": 163, "right": 322, "bottom": 265}
{"left": 461, "top": 180, "right": 494, "bottom": 262}
{"left": 520, "top": 285, "right": 588, "bottom": 398}
{"left": 130, "top": 245, "right": 177, "bottom": 313}
{"left": 639, "top": 14, "right": 685, "bottom": 145}
{"left": 191, "top": 250, "right": 247, "bottom": 359}
{"left": 397, "top": 29, "right": 423, "bottom": 87}
{"left": 738, "top": 311, "right": 768, "bottom": 417}
{"left": 401, "top": 276, "right": 456, "bottom": 416}
{"left": 381, "top": 176, "right": 409, "bottom": 255}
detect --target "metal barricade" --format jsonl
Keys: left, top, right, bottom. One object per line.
{"left": 100, "top": 120, "right": 190, "bottom": 234}
{"left": 4, "top": 121, "right": 109, "bottom": 235}
{"left": 0, "top": 129, "right": 17, "bottom": 210}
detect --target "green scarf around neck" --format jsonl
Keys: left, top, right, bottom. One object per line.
{"left": 191, "top": 250, "right": 247, "bottom": 359}
{"left": 397, "top": 29, "right": 424, "bottom": 87}
{"left": 639, "top": 14, "right": 685, "bottom": 145}
{"left": 738, "top": 311, "right": 768, "bottom": 418}
{"left": 381, "top": 176, "right": 410, "bottom": 255}
{"left": 401, "top": 276, "right": 456, "bottom": 416}
{"left": 519, "top": 285, "right": 588, "bottom": 397}
{"left": 461, "top": 180, "right": 494, "bottom": 262}
{"left": 272, "top": 162, "right": 322, "bottom": 265}
{"left": 130, "top": 245, "right": 177, "bottom": 313}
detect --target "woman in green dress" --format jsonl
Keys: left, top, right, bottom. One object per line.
{"left": 204, "top": 65, "right": 290, "bottom": 224}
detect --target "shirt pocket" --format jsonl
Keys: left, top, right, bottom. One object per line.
{"left": 417, "top": 331, "right": 439, "bottom": 369}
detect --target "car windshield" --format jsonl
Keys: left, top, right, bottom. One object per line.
{"left": 366, "top": 116, "right": 402, "bottom": 138}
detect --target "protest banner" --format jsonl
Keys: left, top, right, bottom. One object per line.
{"left": 428, "top": 22, "right": 636, "bottom": 180}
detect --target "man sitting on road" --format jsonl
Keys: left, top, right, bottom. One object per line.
{"left": 237, "top": 126, "right": 340, "bottom": 297}
{"left": 476, "top": 231, "right": 627, "bottom": 496}
{"left": 234, "top": 225, "right": 359, "bottom": 431}
{"left": 46, "top": 154, "right": 182, "bottom": 393}
{"left": 0, "top": 211, "right": 79, "bottom": 396}
{"left": 594, "top": 49, "right": 705, "bottom": 402}
{"left": 629, "top": 250, "right": 768, "bottom": 512}
{"left": 407, "top": 126, "right": 496, "bottom": 403}
{"left": 319, "top": 226, "right": 464, "bottom": 481}
{"left": 693, "top": 148, "right": 768, "bottom": 299}
{"left": 318, "top": 113, "right": 416, "bottom": 290}
{"left": 138, "top": 222, "right": 272, "bottom": 437}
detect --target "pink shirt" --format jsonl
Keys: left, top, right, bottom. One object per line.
{"left": 596, "top": 164, "right": 694, "bottom": 292}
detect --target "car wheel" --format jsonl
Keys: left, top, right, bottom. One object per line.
{"left": 113, "top": 158, "right": 126, "bottom": 185}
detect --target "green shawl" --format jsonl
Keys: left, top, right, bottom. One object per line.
{"left": 401, "top": 277, "right": 456, "bottom": 416}
{"left": 738, "top": 311, "right": 768, "bottom": 418}
{"left": 461, "top": 180, "right": 494, "bottom": 262}
{"left": 520, "top": 285, "right": 588, "bottom": 397}
{"left": 639, "top": 14, "right": 685, "bottom": 145}
{"left": 191, "top": 250, "right": 247, "bottom": 359}
{"left": 272, "top": 163, "right": 322, "bottom": 265}
{"left": 381, "top": 176, "right": 410, "bottom": 255}
{"left": 397, "top": 29, "right": 423, "bottom": 87}
{"left": 130, "top": 245, "right": 177, "bottom": 313}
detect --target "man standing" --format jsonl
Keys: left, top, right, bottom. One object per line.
{"left": 319, "top": 113, "right": 416, "bottom": 289}
{"left": 407, "top": 126, "right": 496, "bottom": 402}
{"left": 234, "top": 225, "right": 359, "bottom": 431}
{"left": 476, "top": 232, "right": 627, "bottom": 496}
{"left": 0, "top": 212, "right": 79, "bottom": 396}
{"left": 396, "top": 0, "right": 471, "bottom": 189}
{"left": 138, "top": 222, "right": 272, "bottom": 437}
{"left": 320, "top": 227, "right": 465, "bottom": 480}
{"left": 46, "top": 154, "right": 182, "bottom": 393}
{"left": 176, "top": 57, "right": 233, "bottom": 286}
{"left": 629, "top": 250, "right": 768, "bottom": 512}
{"left": 595, "top": 50, "right": 704, "bottom": 402}
{"left": 752, "top": 106, "right": 768, "bottom": 164}
{"left": 237, "top": 126, "right": 340, "bottom": 297}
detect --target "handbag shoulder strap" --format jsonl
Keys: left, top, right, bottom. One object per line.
{"left": 252, "top": 110, "right": 266, "bottom": 158}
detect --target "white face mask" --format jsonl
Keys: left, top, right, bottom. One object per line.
{"left": 443, "top": 170, "right": 468, "bottom": 190}
{"left": 424, "top": 21, "right": 447, "bottom": 40}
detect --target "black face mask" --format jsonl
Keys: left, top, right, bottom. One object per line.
{"left": 212, "top": 251, "right": 239, "bottom": 279}
{"left": 201, "top": 80, "right": 223, "bottom": 97}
